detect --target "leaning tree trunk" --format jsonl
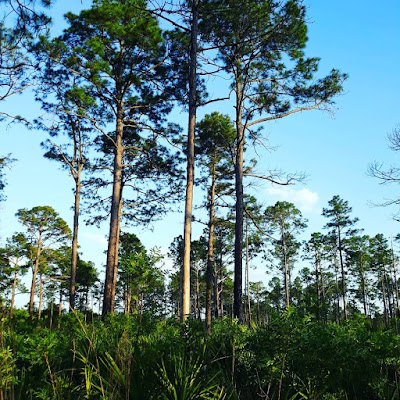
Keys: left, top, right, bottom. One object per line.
{"left": 103, "top": 109, "right": 124, "bottom": 318}
{"left": 181, "top": 0, "right": 199, "bottom": 322}
{"left": 233, "top": 77, "right": 244, "bottom": 322}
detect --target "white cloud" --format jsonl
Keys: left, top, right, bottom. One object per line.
{"left": 266, "top": 187, "right": 320, "bottom": 213}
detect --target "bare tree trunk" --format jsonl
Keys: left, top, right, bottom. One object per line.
{"left": 360, "top": 254, "right": 368, "bottom": 316}
{"left": 282, "top": 228, "right": 290, "bottom": 308}
{"left": 206, "top": 158, "right": 216, "bottom": 332}
{"left": 69, "top": 166, "right": 82, "bottom": 311}
{"left": 314, "top": 256, "right": 321, "bottom": 319}
{"left": 245, "top": 220, "right": 251, "bottom": 323}
{"left": 10, "top": 268, "right": 18, "bottom": 315}
{"left": 234, "top": 77, "right": 244, "bottom": 322}
{"left": 256, "top": 283, "right": 260, "bottom": 324}
{"left": 38, "top": 275, "right": 43, "bottom": 320}
{"left": 58, "top": 289, "right": 63, "bottom": 316}
{"left": 196, "top": 269, "right": 201, "bottom": 320}
{"left": 103, "top": 110, "right": 124, "bottom": 318}
{"left": 213, "top": 269, "right": 218, "bottom": 318}
{"left": 392, "top": 240, "right": 399, "bottom": 312}
{"left": 338, "top": 230, "right": 347, "bottom": 320}
{"left": 382, "top": 274, "right": 388, "bottom": 325}
{"left": 139, "top": 292, "right": 144, "bottom": 324}
{"left": 29, "top": 237, "right": 42, "bottom": 317}
{"left": 193, "top": 267, "right": 198, "bottom": 319}
{"left": 334, "top": 257, "right": 340, "bottom": 324}
{"left": 181, "top": 0, "right": 199, "bottom": 322}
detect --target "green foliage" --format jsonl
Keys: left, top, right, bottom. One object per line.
{"left": 2, "top": 311, "right": 400, "bottom": 399}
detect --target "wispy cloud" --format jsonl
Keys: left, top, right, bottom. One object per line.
{"left": 266, "top": 187, "right": 320, "bottom": 213}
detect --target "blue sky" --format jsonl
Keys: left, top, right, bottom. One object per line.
{"left": 1, "top": 0, "right": 400, "bottom": 295}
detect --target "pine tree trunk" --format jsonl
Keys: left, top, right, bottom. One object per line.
{"left": 245, "top": 220, "right": 251, "bottom": 323}
{"left": 193, "top": 267, "right": 198, "bottom": 319}
{"left": 103, "top": 111, "right": 124, "bottom": 318}
{"left": 391, "top": 241, "right": 399, "bottom": 311}
{"left": 338, "top": 230, "right": 347, "bottom": 320}
{"left": 58, "top": 289, "right": 63, "bottom": 316}
{"left": 206, "top": 158, "right": 217, "bottom": 332}
{"left": 282, "top": 228, "right": 290, "bottom": 308}
{"left": 360, "top": 254, "right": 368, "bottom": 316}
{"left": 38, "top": 275, "right": 43, "bottom": 320}
{"left": 10, "top": 268, "right": 18, "bottom": 315}
{"left": 234, "top": 77, "right": 244, "bottom": 322}
{"left": 382, "top": 274, "right": 388, "bottom": 325}
{"left": 29, "top": 237, "right": 42, "bottom": 317}
{"left": 111, "top": 199, "right": 122, "bottom": 312}
{"left": 315, "top": 256, "right": 321, "bottom": 319}
{"left": 334, "top": 257, "right": 340, "bottom": 324}
{"left": 69, "top": 166, "right": 82, "bottom": 311}
{"left": 181, "top": 0, "right": 199, "bottom": 322}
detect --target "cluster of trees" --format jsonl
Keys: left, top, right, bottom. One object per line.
{"left": 10, "top": 0, "right": 399, "bottom": 328}
{"left": 2, "top": 192, "right": 400, "bottom": 332}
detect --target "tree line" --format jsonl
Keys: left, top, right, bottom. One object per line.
{"left": 9, "top": 0, "right": 400, "bottom": 330}
{"left": 2, "top": 193, "right": 400, "bottom": 330}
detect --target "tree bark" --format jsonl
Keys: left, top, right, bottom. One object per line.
{"left": 282, "top": 226, "right": 290, "bottom": 308}
{"left": 181, "top": 0, "right": 199, "bottom": 322}
{"left": 38, "top": 275, "right": 43, "bottom": 320}
{"left": 359, "top": 254, "right": 368, "bottom": 316}
{"left": 245, "top": 219, "right": 251, "bottom": 323}
{"left": 111, "top": 198, "right": 123, "bottom": 312}
{"left": 10, "top": 268, "right": 18, "bottom": 315}
{"left": 69, "top": 166, "right": 82, "bottom": 311}
{"left": 29, "top": 236, "right": 42, "bottom": 317}
{"left": 233, "top": 77, "right": 244, "bottom": 322}
{"left": 337, "top": 229, "right": 347, "bottom": 320}
{"left": 206, "top": 156, "right": 216, "bottom": 333}
{"left": 103, "top": 109, "right": 124, "bottom": 318}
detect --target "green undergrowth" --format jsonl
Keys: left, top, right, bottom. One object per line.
{"left": 1, "top": 309, "right": 400, "bottom": 399}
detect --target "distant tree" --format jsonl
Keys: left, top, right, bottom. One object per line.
{"left": 263, "top": 201, "right": 307, "bottom": 308}
{"left": 303, "top": 232, "right": 327, "bottom": 319}
{"left": 118, "top": 232, "right": 165, "bottom": 318}
{"left": 369, "top": 234, "right": 393, "bottom": 323}
{"left": 15, "top": 206, "right": 71, "bottom": 317}
{"left": 249, "top": 281, "right": 266, "bottom": 324}
{"left": 346, "top": 235, "right": 372, "bottom": 316}
{"left": 200, "top": 0, "right": 346, "bottom": 321}
{"left": 34, "top": 71, "right": 97, "bottom": 311}
{"left": 267, "top": 276, "right": 284, "bottom": 311}
{"left": 169, "top": 234, "right": 208, "bottom": 319}
{"left": 75, "top": 258, "right": 98, "bottom": 312}
{"left": 195, "top": 112, "right": 235, "bottom": 330}
{"left": 322, "top": 196, "right": 359, "bottom": 320}
{"left": 0, "top": 233, "right": 29, "bottom": 313}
